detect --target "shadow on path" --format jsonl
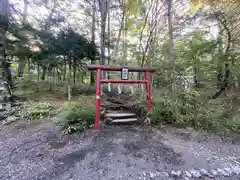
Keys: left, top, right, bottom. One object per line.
{"left": 0, "top": 121, "right": 240, "bottom": 180}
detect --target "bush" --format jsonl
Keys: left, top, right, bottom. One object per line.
{"left": 196, "top": 100, "right": 240, "bottom": 135}
{"left": 71, "top": 84, "right": 96, "bottom": 95}
{"left": 150, "top": 89, "right": 240, "bottom": 135}
{"left": 55, "top": 102, "right": 95, "bottom": 134}
{"left": 16, "top": 78, "right": 50, "bottom": 91}
{"left": 16, "top": 102, "right": 55, "bottom": 120}
{"left": 151, "top": 98, "right": 177, "bottom": 125}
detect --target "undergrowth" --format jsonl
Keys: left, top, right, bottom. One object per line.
{"left": 13, "top": 76, "right": 240, "bottom": 136}
{"left": 55, "top": 101, "right": 95, "bottom": 134}
{"left": 15, "top": 102, "right": 56, "bottom": 121}
{"left": 150, "top": 89, "right": 240, "bottom": 135}
{"left": 14, "top": 78, "right": 96, "bottom": 100}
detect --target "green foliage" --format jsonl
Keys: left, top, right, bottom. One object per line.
{"left": 16, "top": 78, "right": 39, "bottom": 90}
{"left": 71, "top": 84, "right": 96, "bottom": 96}
{"left": 196, "top": 99, "right": 240, "bottom": 135}
{"left": 7, "top": 22, "right": 98, "bottom": 82}
{"left": 151, "top": 26, "right": 240, "bottom": 135}
{"left": 16, "top": 102, "right": 55, "bottom": 121}
{"left": 55, "top": 28, "right": 98, "bottom": 60}
{"left": 151, "top": 99, "right": 176, "bottom": 125}
{"left": 6, "top": 0, "right": 240, "bottom": 138}
{"left": 55, "top": 102, "right": 95, "bottom": 134}
{"left": 150, "top": 89, "right": 240, "bottom": 135}
{"left": 14, "top": 77, "right": 61, "bottom": 98}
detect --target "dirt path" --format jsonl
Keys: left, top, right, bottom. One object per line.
{"left": 0, "top": 120, "right": 240, "bottom": 180}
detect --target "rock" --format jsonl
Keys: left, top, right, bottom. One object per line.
{"left": 2, "top": 116, "right": 18, "bottom": 125}
{"left": 149, "top": 172, "right": 155, "bottom": 179}
{"left": 189, "top": 169, "right": 201, "bottom": 178}
{"left": 232, "top": 166, "right": 240, "bottom": 175}
{"left": 171, "top": 170, "right": 181, "bottom": 177}
{"left": 184, "top": 171, "right": 192, "bottom": 178}
{"left": 36, "top": 152, "right": 44, "bottom": 157}
{"left": 0, "top": 110, "right": 7, "bottom": 120}
{"left": 157, "top": 172, "right": 169, "bottom": 178}
{"left": 217, "top": 168, "right": 230, "bottom": 176}
{"left": 186, "top": 127, "right": 194, "bottom": 131}
{"left": 200, "top": 169, "right": 212, "bottom": 177}
{"left": 223, "top": 167, "right": 232, "bottom": 175}
{"left": 211, "top": 169, "right": 218, "bottom": 176}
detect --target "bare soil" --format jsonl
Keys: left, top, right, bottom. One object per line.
{"left": 0, "top": 119, "right": 240, "bottom": 180}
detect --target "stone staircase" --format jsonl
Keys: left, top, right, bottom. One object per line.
{"left": 104, "top": 110, "right": 138, "bottom": 124}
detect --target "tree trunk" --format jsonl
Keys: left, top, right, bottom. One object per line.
{"left": 37, "top": 62, "right": 40, "bottom": 81}
{"left": 54, "top": 68, "right": 57, "bottom": 90}
{"left": 90, "top": 0, "right": 96, "bottom": 84}
{"left": 107, "top": 0, "right": 111, "bottom": 79}
{"left": 17, "top": 0, "right": 28, "bottom": 77}
{"left": 17, "top": 59, "right": 25, "bottom": 77}
{"left": 122, "top": 0, "right": 127, "bottom": 66}
{"left": 4, "top": 61, "right": 12, "bottom": 87}
{"left": 100, "top": 11, "right": 106, "bottom": 65}
{"left": 69, "top": 59, "right": 72, "bottom": 83}
{"left": 73, "top": 59, "right": 76, "bottom": 85}
{"left": 23, "top": 0, "right": 28, "bottom": 22}
{"left": 212, "top": 14, "right": 232, "bottom": 99}
{"left": 167, "top": 0, "right": 175, "bottom": 92}
{"left": 68, "top": 59, "right": 72, "bottom": 101}
{"left": 98, "top": 0, "right": 107, "bottom": 78}
{"left": 212, "top": 63, "right": 230, "bottom": 99}
{"left": 112, "top": 1, "right": 125, "bottom": 65}
{"left": 217, "top": 23, "right": 224, "bottom": 89}
{"left": 41, "top": 66, "right": 47, "bottom": 80}
{"left": 0, "top": 0, "right": 13, "bottom": 117}
{"left": 57, "top": 68, "right": 61, "bottom": 81}
{"left": 0, "top": 0, "right": 10, "bottom": 86}
{"left": 48, "top": 70, "right": 52, "bottom": 91}
{"left": 217, "top": 67, "right": 223, "bottom": 89}
{"left": 193, "top": 67, "right": 199, "bottom": 87}
{"left": 27, "top": 57, "right": 30, "bottom": 73}
{"left": 63, "top": 57, "right": 67, "bottom": 81}
{"left": 107, "top": 12, "right": 110, "bottom": 65}
{"left": 80, "top": 72, "right": 84, "bottom": 83}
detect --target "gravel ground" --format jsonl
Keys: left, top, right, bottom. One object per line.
{"left": 0, "top": 120, "right": 240, "bottom": 180}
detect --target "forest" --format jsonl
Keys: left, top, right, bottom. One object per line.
{"left": 0, "top": 0, "right": 239, "bottom": 135}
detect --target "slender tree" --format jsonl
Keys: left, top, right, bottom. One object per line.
{"left": 97, "top": 0, "right": 107, "bottom": 66}
{"left": 0, "top": 0, "right": 10, "bottom": 84}
{"left": 90, "top": 0, "right": 96, "bottom": 84}
{"left": 0, "top": 0, "right": 13, "bottom": 119}
{"left": 167, "top": 0, "right": 175, "bottom": 91}
{"left": 17, "top": 0, "right": 28, "bottom": 77}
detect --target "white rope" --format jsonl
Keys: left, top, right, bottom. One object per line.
{"left": 140, "top": 84, "right": 145, "bottom": 98}
{"left": 130, "top": 85, "right": 134, "bottom": 94}
{"left": 108, "top": 83, "right": 111, "bottom": 92}
{"left": 100, "top": 85, "right": 103, "bottom": 95}
{"left": 141, "top": 83, "right": 144, "bottom": 92}
{"left": 118, "top": 85, "right": 122, "bottom": 94}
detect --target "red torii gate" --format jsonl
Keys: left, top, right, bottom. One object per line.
{"left": 87, "top": 65, "right": 155, "bottom": 129}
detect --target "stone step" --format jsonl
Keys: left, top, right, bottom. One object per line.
{"left": 111, "top": 118, "right": 138, "bottom": 123}
{"left": 105, "top": 112, "right": 136, "bottom": 117}
{"left": 0, "top": 103, "right": 11, "bottom": 110}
